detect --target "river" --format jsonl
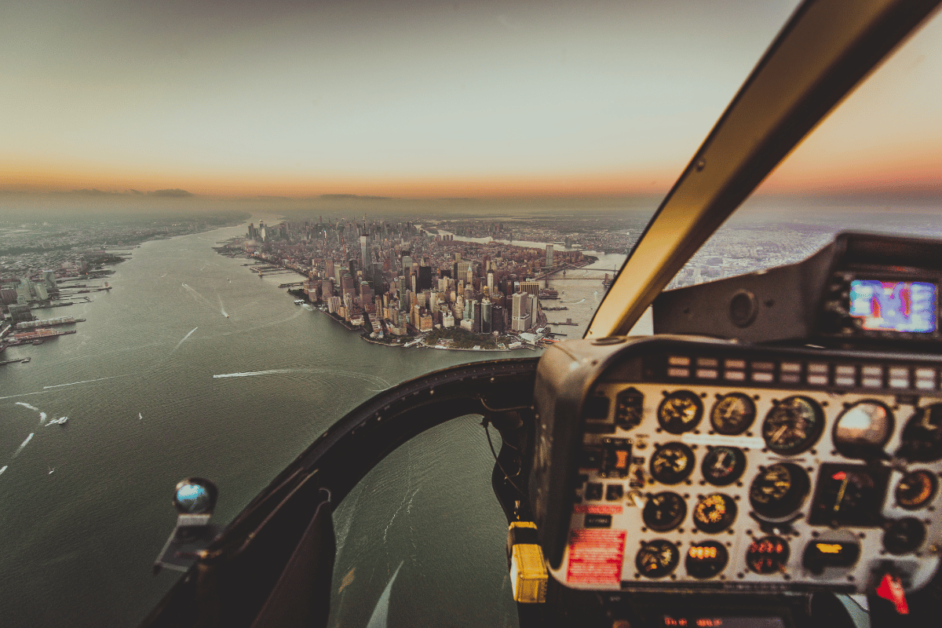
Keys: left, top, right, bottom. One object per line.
{"left": 0, "top": 222, "right": 534, "bottom": 627}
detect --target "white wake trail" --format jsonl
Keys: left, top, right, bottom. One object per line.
{"left": 39, "top": 412, "right": 47, "bottom": 426}
{"left": 213, "top": 369, "right": 303, "bottom": 379}
{"left": 13, "top": 433, "right": 34, "bottom": 457}
{"left": 170, "top": 327, "right": 199, "bottom": 354}
{"left": 43, "top": 375, "right": 122, "bottom": 390}
{"left": 15, "top": 402, "right": 39, "bottom": 411}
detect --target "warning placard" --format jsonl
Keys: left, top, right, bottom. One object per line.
{"left": 573, "top": 505, "right": 623, "bottom": 515}
{"left": 566, "top": 528, "right": 626, "bottom": 585}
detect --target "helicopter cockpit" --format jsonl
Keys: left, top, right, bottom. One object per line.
{"left": 143, "top": 1, "right": 942, "bottom": 627}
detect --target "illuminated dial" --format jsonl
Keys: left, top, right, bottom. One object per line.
{"left": 710, "top": 393, "right": 756, "bottom": 435}
{"left": 749, "top": 463, "right": 810, "bottom": 519}
{"left": 649, "top": 442, "right": 695, "bottom": 485}
{"left": 685, "top": 541, "right": 729, "bottom": 579}
{"left": 657, "top": 391, "right": 703, "bottom": 434}
{"left": 898, "top": 404, "right": 942, "bottom": 462}
{"left": 896, "top": 470, "right": 937, "bottom": 510}
{"left": 693, "top": 493, "right": 737, "bottom": 533}
{"left": 883, "top": 517, "right": 926, "bottom": 555}
{"left": 833, "top": 401, "right": 893, "bottom": 458}
{"left": 635, "top": 540, "right": 680, "bottom": 579}
{"left": 762, "top": 396, "right": 824, "bottom": 455}
{"left": 642, "top": 492, "right": 687, "bottom": 532}
{"left": 746, "top": 536, "right": 790, "bottom": 575}
{"left": 701, "top": 447, "right": 746, "bottom": 486}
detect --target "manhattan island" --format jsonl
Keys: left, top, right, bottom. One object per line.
{"left": 217, "top": 217, "right": 614, "bottom": 351}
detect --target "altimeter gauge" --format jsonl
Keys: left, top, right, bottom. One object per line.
{"left": 701, "top": 447, "right": 746, "bottom": 486}
{"left": 650, "top": 442, "right": 695, "bottom": 485}
{"left": 643, "top": 492, "right": 687, "bottom": 532}
{"left": 636, "top": 540, "right": 680, "bottom": 579}
{"left": 693, "top": 493, "right": 737, "bottom": 533}
{"left": 749, "top": 463, "right": 810, "bottom": 519}
{"left": 657, "top": 391, "right": 703, "bottom": 434}
{"left": 710, "top": 393, "right": 756, "bottom": 435}
{"left": 895, "top": 470, "right": 937, "bottom": 510}
{"left": 762, "top": 396, "right": 824, "bottom": 455}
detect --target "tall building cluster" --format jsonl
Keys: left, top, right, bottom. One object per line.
{"left": 241, "top": 217, "right": 589, "bottom": 339}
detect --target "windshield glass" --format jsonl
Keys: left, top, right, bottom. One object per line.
{"left": 15, "top": 1, "right": 942, "bottom": 627}
{"left": 666, "top": 6, "right": 942, "bottom": 291}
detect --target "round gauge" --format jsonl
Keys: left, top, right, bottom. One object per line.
{"left": 898, "top": 404, "right": 942, "bottom": 462}
{"left": 883, "top": 518, "right": 926, "bottom": 555}
{"left": 650, "top": 442, "right": 696, "bottom": 485}
{"left": 896, "top": 471, "right": 938, "bottom": 510}
{"left": 643, "top": 492, "right": 687, "bottom": 532}
{"left": 693, "top": 493, "right": 737, "bottom": 533}
{"left": 710, "top": 393, "right": 756, "bottom": 435}
{"left": 701, "top": 447, "right": 746, "bottom": 486}
{"left": 686, "top": 541, "right": 729, "bottom": 579}
{"left": 761, "top": 396, "right": 824, "bottom": 455}
{"left": 657, "top": 391, "right": 703, "bottom": 434}
{"left": 833, "top": 401, "right": 893, "bottom": 458}
{"left": 636, "top": 540, "right": 680, "bottom": 579}
{"left": 749, "top": 463, "right": 810, "bottom": 519}
{"left": 746, "top": 536, "right": 790, "bottom": 575}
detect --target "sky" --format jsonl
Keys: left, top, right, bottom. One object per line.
{"left": 1, "top": 0, "right": 940, "bottom": 201}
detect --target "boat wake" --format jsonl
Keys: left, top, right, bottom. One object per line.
{"left": 213, "top": 369, "right": 303, "bottom": 379}
{"left": 15, "top": 402, "right": 39, "bottom": 411}
{"left": 170, "top": 327, "right": 199, "bottom": 354}
{"left": 44, "top": 375, "right": 123, "bottom": 390}
{"left": 13, "top": 433, "right": 34, "bottom": 457}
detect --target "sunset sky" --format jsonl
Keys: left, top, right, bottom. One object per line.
{"left": 1, "top": 0, "right": 940, "bottom": 200}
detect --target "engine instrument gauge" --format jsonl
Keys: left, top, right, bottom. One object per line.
{"left": 650, "top": 442, "right": 695, "bottom": 485}
{"left": 898, "top": 404, "right": 942, "bottom": 462}
{"left": 643, "top": 492, "right": 687, "bottom": 532}
{"left": 833, "top": 401, "right": 893, "bottom": 458}
{"left": 896, "top": 470, "right": 937, "bottom": 510}
{"left": 808, "top": 464, "right": 889, "bottom": 527}
{"left": 761, "top": 396, "right": 824, "bottom": 455}
{"left": 693, "top": 493, "right": 737, "bottom": 533}
{"left": 636, "top": 540, "right": 680, "bottom": 579}
{"left": 710, "top": 393, "right": 756, "bottom": 435}
{"left": 883, "top": 517, "right": 926, "bottom": 555}
{"left": 701, "top": 447, "right": 746, "bottom": 486}
{"left": 615, "top": 387, "right": 645, "bottom": 431}
{"left": 746, "top": 536, "right": 790, "bottom": 575}
{"left": 657, "top": 391, "right": 703, "bottom": 434}
{"left": 749, "top": 463, "right": 810, "bottom": 519}
{"left": 685, "top": 541, "right": 728, "bottom": 579}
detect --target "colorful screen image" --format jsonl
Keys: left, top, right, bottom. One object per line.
{"left": 849, "top": 280, "right": 937, "bottom": 333}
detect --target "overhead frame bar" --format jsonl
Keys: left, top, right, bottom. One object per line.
{"left": 586, "top": 0, "right": 942, "bottom": 339}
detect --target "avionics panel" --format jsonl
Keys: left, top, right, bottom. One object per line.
{"left": 848, "top": 280, "right": 937, "bottom": 334}
{"left": 530, "top": 338, "right": 942, "bottom": 595}
{"left": 652, "top": 231, "right": 942, "bottom": 345}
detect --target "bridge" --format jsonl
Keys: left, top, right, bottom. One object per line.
{"left": 533, "top": 265, "right": 620, "bottom": 285}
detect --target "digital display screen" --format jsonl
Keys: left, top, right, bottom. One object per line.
{"left": 660, "top": 616, "right": 786, "bottom": 628}
{"left": 849, "top": 280, "right": 937, "bottom": 333}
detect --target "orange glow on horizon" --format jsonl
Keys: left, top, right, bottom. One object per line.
{"left": 3, "top": 156, "right": 939, "bottom": 200}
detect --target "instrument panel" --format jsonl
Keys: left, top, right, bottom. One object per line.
{"left": 536, "top": 340, "right": 942, "bottom": 595}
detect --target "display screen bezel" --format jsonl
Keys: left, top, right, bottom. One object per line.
{"left": 847, "top": 278, "right": 938, "bottom": 334}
